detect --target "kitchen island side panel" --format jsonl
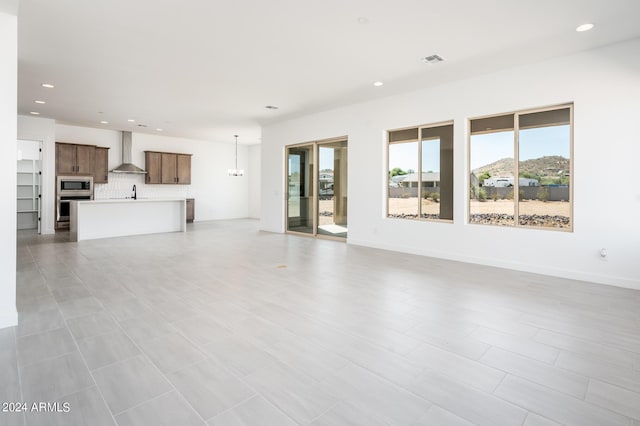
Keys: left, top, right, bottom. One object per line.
{"left": 71, "top": 198, "right": 186, "bottom": 241}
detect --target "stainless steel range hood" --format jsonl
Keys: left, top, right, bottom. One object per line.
{"left": 110, "top": 131, "right": 146, "bottom": 174}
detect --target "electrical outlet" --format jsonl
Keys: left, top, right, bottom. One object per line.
{"left": 599, "top": 248, "right": 608, "bottom": 261}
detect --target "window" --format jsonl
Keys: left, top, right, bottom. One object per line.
{"left": 388, "top": 122, "right": 454, "bottom": 221}
{"left": 469, "top": 105, "right": 572, "bottom": 230}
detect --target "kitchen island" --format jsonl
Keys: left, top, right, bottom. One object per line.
{"left": 69, "top": 198, "right": 187, "bottom": 242}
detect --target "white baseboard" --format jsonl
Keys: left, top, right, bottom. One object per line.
{"left": 0, "top": 309, "right": 18, "bottom": 329}
{"left": 259, "top": 226, "right": 284, "bottom": 234}
{"left": 347, "top": 238, "right": 640, "bottom": 291}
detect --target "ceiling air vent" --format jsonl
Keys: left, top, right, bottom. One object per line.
{"left": 422, "top": 54, "right": 444, "bottom": 64}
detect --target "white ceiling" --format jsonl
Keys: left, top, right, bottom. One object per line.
{"left": 16, "top": 0, "right": 640, "bottom": 145}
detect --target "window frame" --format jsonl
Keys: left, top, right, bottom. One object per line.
{"left": 386, "top": 120, "right": 454, "bottom": 223}
{"left": 467, "top": 103, "right": 574, "bottom": 232}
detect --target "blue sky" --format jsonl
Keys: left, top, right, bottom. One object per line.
{"left": 388, "top": 140, "right": 441, "bottom": 173}
{"left": 319, "top": 146, "right": 334, "bottom": 170}
{"left": 520, "top": 125, "right": 570, "bottom": 161}
{"left": 471, "top": 125, "right": 570, "bottom": 170}
{"left": 389, "top": 142, "right": 418, "bottom": 172}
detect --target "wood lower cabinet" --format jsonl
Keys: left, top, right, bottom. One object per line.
{"left": 56, "top": 143, "right": 95, "bottom": 176}
{"left": 94, "top": 147, "right": 109, "bottom": 184}
{"left": 145, "top": 151, "right": 192, "bottom": 184}
{"left": 186, "top": 198, "right": 194, "bottom": 222}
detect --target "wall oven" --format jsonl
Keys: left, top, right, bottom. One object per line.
{"left": 56, "top": 176, "right": 93, "bottom": 226}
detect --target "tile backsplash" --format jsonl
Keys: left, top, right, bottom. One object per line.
{"left": 94, "top": 173, "right": 190, "bottom": 200}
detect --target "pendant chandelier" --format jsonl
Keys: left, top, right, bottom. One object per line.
{"left": 228, "top": 134, "right": 244, "bottom": 176}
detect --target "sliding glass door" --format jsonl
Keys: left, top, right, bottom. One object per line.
{"left": 286, "top": 138, "right": 348, "bottom": 239}
{"left": 287, "top": 145, "right": 314, "bottom": 234}
{"left": 317, "top": 139, "right": 347, "bottom": 238}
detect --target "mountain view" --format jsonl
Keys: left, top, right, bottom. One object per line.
{"left": 472, "top": 155, "right": 570, "bottom": 178}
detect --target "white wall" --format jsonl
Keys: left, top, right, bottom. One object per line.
{"left": 248, "top": 144, "right": 261, "bottom": 218}
{"left": 0, "top": 7, "right": 18, "bottom": 328}
{"left": 261, "top": 38, "right": 640, "bottom": 289}
{"left": 55, "top": 124, "right": 250, "bottom": 220}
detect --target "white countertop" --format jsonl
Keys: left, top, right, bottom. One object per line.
{"left": 80, "top": 197, "right": 187, "bottom": 204}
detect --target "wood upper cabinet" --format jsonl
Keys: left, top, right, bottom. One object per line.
{"left": 75, "top": 145, "right": 95, "bottom": 175}
{"left": 56, "top": 143, "right": 76, "bottom": 175}
{"left": 176, "top": 154, "right": 191, "bottom": 184}
{"left": 146, "top": 150, "right": 192, "bottom": 184}
{"left": 161, "top": 153, "right": 177, "bottom": 184}
{"left": 145, "top": 151, "right": 162, "bottom": 184}
{"left": 94, "top": 147, "right": 109, "bottom": 184}
{"left": 56, "top": 143, "right": 95, "bottom": 176}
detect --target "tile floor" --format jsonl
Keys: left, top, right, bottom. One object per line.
{"left": 1, "top": 219, "right": 640, "bottom": 425}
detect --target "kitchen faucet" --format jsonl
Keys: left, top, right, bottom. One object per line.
{"left": 132, "top": 184, "right": 137, "bottom": 200}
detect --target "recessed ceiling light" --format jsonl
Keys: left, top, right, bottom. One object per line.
{"left": 576, "top": 23, "right": 595, "bottom": 32}
{"left": 357, "top": 17, "right": 369, "bottom": 24}
{"left": 127, "top": 119, "right": 135, "bottom": 122}
{"left": 34, "top": 100, "right": 46, "bottom": 104}
{"left": 29, "top": 111, "right": 40, "bottom": 115}
{"left": 156, "top": 128, "right": 163, "bottom": 132}
{"left": 100, "top": 120, "right": 109, "bottom": 124}
{"left": 373, "top": 81, "right": 384, "bottom": 87}
{"left": 265, "top": 105, "right": 279, "bottom": 110}
{"left": 41, "top": 83, "right": 54, "bottom": 88}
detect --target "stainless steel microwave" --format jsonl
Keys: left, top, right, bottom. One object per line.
{"left": 57, "top": 176, "right": 93, "bottom": 195}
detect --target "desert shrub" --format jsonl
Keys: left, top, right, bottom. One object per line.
{"left": 470, "top": 185, "right": 478, "bottom": 199}
{"left": 478, "top": 188, "right": 487, "bottom": 202}
{"left": 537, "top": 187, "right": 549, "bottom": 202}
{"left": 430, "top": 192, "right": 440, "bottom": 203}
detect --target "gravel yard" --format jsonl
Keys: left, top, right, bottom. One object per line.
{"left": 386, "top": 198, "right": 571, "bottom": 228}
{"left": 318, "top": 198, "right": 571, "bottom": 228}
